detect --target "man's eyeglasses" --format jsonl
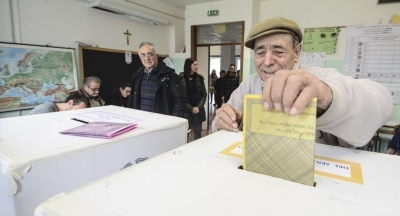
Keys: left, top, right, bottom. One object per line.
{"left": 124, "top": 90, "right": 131, "bottom": 94}
{"left": 139, "top": 52, "right": 155, "bottom": 58}
{"left": 88, "top": 87, "right": 100, "bottom": 92}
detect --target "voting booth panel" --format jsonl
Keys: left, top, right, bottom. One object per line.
{"left": 0, "top": 106, "right": 187, "bottom": 216}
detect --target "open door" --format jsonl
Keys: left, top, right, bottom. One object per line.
{"left": 196, "top": 47, "right": 210, "bottom": 130}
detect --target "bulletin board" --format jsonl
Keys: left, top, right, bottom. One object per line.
{"left": 79, "top": 46, "right": 166, "bottom": 101}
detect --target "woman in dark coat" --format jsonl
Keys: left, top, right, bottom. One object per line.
{"left": 105, "top": 81, "right": 132, "bottom": 107}
{"left": 179, "top": 58, "right": 207, "bottom": 140}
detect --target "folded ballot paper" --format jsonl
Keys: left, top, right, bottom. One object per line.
{"left": 60, "top": 122, "right": 137, "bottom": 139}
{"left": 242, "top": 95, "right": 317, "bottom": 186}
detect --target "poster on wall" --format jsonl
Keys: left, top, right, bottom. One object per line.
{"left": 300, "top": 52, "right": 326, "bottom": 68}
{"left": 343, "top": 24, "right": 400, "bottom": 104}
{"left": 303, "top": 27, "right": 341, "bottom": 54}
{"left": 0, "top": 42, "right": 78, "bottom": 112}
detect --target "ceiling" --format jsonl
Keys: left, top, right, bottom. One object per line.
{"left": 197, "top": 22, "right": 242, "bottom": 44}
{"left": 158, "top": 0, "right": 222, "bottom": 10}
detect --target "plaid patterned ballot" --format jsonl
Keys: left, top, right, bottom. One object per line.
{"left": 242, "top": 95, "right": 317, "bottom": 186}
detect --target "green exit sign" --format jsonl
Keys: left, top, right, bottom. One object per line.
{"left": 208, "top": 10, "right": 219, "bottom": 16}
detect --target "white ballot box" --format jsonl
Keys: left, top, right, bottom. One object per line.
{"left": 0, "top": 106, "right": 187, "bottom": 216}
{"left": 34, "top": 130, "right": 400, "bottom": 216}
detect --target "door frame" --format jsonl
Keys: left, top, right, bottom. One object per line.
{"left": 190, "top": 21, "right": 245, "bottom": 131}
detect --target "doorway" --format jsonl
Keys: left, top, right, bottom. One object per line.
{"left": 191, "top": 21, "right": 245, "bottom": 133}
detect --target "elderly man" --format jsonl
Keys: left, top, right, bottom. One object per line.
{"left": 78, "top": 76, "right": 104, "bottom": 107}
{"left": 213, "top": 17, "right": 393, "bottom": 148}
{"left": 30, "top": 91, "right": 89, "bottom": 115}
{"left": 129, "top": 42, "right": 186, "bottom": 117}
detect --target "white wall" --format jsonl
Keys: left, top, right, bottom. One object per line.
{"left": 185, "top": 0, "right": 260, "bottom": 80}
{"left": 259, "top": 0, "right": 400, "bottom": 62}
{"left": 0, "top": 1, "right": 13, "bottom": 42}
{"left": 2, "top": 0, "right": 399, "bottom": 118}
{"left": 185, "top": 0, "right": 400, "bottom": 78}
{"left": 0, "top": 0, "right": 185, "bottom": 118}
{"left": 0, "top": 0, "right": 185, "bottom": 53}
{"left": 259, "top": 0, "right": 400, "bottom": 121}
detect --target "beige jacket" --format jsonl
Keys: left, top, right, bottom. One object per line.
{"left": 211, "top": 64, "right": 393, "bottom": 147}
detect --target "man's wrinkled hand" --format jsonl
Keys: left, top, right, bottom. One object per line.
{"left": 262, "top": 69, "right": 333, "bottom": 116}
{"left": 215, "top": 103, "right": 242, "bottom": 132}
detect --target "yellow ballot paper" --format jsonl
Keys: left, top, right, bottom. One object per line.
{"left": 242, "top": 95, "right": 317, "bottom": 186}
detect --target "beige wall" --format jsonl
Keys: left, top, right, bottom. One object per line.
{"left": 0, "top": 0, "right": 185, "bottom": 118}
{"left": 1, "top": 0, "right": 399, "bottom": 118}
{"left": 259, "top": 0, "right": 400, "bottom": 62}
{"left": 185, "top": 0, "right": 260, "bottom": 80}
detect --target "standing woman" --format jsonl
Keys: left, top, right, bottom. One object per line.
{"left": 179, "top": 58, "right": 207, "bottom": 140}
{"left": 105, "top": 81, "right": 132, "bottom": 107}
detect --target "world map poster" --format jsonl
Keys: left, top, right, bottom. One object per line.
{"left": 0, "top": 43, "right": 78, "bottom": 111}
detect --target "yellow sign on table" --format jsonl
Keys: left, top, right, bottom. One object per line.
{"left": 220, "top": 143, "right": 364, "bottom": 185}
{"left": 390, "top": 14, "right": 400, "bottom": 24}
{"left": 242, "top": 95, "right": 317, "bottom": 186}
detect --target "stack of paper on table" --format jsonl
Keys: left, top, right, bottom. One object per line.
{"left": 60, "top": 122, "right": 137, "bottom": 139}
{"left": 242, "top": 95, "right": 317, "bottom": 186}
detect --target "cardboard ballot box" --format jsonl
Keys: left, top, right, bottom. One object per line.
{"left": 0, "top": 106, "right": 187, "bottom": 216}
{"left": 34, "top": 131, "right": 400, "bottom": 216}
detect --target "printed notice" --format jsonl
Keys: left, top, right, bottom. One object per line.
{"left": 303, "top": 27, "right": 340, "bottom": 54}
{"left": 315, "top": 155, "right": 364, "bottom": 184}
{"left": 344, "top": 24, "right": 400, "bottom": 104}
{"left": 300, "top": 52, "right": 326, "bottom": 68}
{"left": 315, "top": 158, "right": 350, "bottom": 178}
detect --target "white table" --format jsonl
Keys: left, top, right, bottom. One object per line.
{"left": 0, "top": 106, "right": 187, "bottom": 216}
{"left": 34, "top": 130, "right": 400, "bottom": 216}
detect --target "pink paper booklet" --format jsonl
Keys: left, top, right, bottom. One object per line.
{"left": 60, "top": 122, "right": 137, "bottom": 139}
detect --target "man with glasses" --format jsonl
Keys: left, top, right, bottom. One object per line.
{"left": 212, "top": 16, "right": 393, "bottom": 148}
{"left": 78, "top": 76, "right": 104, "bottom": 107}
{"left": 129, "top": 42, "right": 185, "bottom": 117}
{"left": 221, "top": 64, "right": 239, "bottom": 104}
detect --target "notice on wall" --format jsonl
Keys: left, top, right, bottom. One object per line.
{"left": 303, "top": 27, "right": 340, "bottom": 54}
{"left": 300, "top": 52, "right": 326, "bottom": 68}
{"left": 344, "top": 24, "right": 400, "bottom": 104}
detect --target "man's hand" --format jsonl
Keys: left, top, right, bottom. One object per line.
{"left": 215, "top": 103, "right": 243, "bottom": 132}
{"left": 192, "top": 107, "right": 199, "bottom": 114}
{"left": 387, "top": 147, "right": 397, "bottom": 155}
{"left": 262, "top": 69, "right": 333, "bottom": 116}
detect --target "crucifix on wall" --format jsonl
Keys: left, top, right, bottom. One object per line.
{"left": 124, "top": 30, "right": 132, "bottom": 45}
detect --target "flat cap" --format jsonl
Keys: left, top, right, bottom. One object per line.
{"left": 245, "top": 17, "right": 303, "bottom": 49}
